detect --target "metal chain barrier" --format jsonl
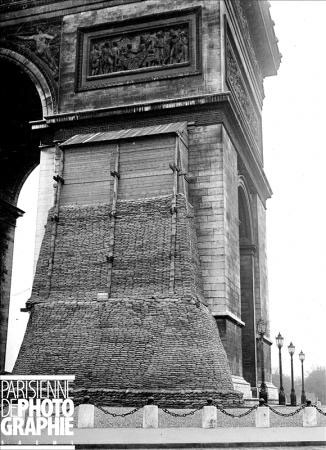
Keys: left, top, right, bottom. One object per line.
{"left": 267, "top": 404, "right": 306, "bottom": 417}
{"left": 217, "top": 404, "right": 258, "bottom": 418}
{"left": 91, "top": 401, "right": 326, "bottom": 419}
{"left": 161, "top": 407, "right": 203, "bottom": 417}
{"left": 96, "top": 404, "right": 142, "bottom": 418}
{"left": 314, "top": 405, "right": 326, "bottom": 416}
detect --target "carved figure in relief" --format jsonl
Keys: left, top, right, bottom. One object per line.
{"left": 17, "top": 29, "right": 57, "bottom": 72}
{"left": 111, "top": 41, "right": 120, "bottom": 71}
{"left": 88, "top": 25, "right": 189, "bottom": 77}
{"left": 90, "top": 44, "right": 101, "bottom": 75}
{"left": 101, "top": 42, "right": 113, "bottom": 73}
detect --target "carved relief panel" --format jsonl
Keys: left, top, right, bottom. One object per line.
{"left": 75, "top": 8, "right": 201, "bottom": 92}
{"left": 225, "top": 27, "right": 262, "bottom": 149}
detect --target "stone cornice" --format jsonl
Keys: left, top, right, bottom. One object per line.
{"left": 212, "top": 311, "right": 245, "bottom": 328}
{"left": 0, "top": 198, "right": 24, "bottom": 227}
{"left": 236, "top": 0, "right": 281, "bottom": 78}
{"left": 244, "top": 1, "right": 281, "bottom": 77}
{"left": 0, "top": 0, "right": 143, "bottom": 25}
{"left": 256, "top": 334, "right": 273, "bottom": 346}
{"left": 240, "top": 243, "right": 256, "bottom": 256}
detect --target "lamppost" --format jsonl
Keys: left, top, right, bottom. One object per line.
{"left": 299, "top": 350, "right": 306, "bottom": 405}
{"left": 288, "top": 342, "right": 297, "bottom": 406}
{"left": 276, "top": 333, "right": 286, "bottom": 405}
{"left": 257, "top": 319, "right": 268, "bottom": 403}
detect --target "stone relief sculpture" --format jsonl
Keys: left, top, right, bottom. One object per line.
{"left": 88, "top": 25, "right": 189, "bottom": 77}
{"left": 1, "top": 23, "right": 61, "bottom": 79}
{"left": 226, "top": 38, "right": 260, "bottom": 144}
{"left": 17, "top": 29, "right": 57, "bottom": 73}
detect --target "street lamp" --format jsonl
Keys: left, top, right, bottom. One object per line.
{"left": 299, "top": 350, "right": 306, "bottom": 404}
{"left": 257, "top": 319, "right": 268, "bottom": 403}
{"left": 288, "top": 342, "right": 297, "bottom": 406}
{"left": 276, "top": 333, "right": 286, "bottom": 405}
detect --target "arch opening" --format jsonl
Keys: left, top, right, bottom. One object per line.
{"left": 238, "top": 184, "right": 258, "bottom": 393}
{"left": 5, "top": 167, "right": 39, "bottom": 372}
{"left": 0, "top": 55, "right": 45, "bottom": 372}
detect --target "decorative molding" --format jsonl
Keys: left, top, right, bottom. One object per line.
{"left": 240, "top": 244, "right": 256, "bottom": 256}
{"left": 231, "top": 0, "right": 264, "bottom": 94}
{"left": 0, "top": 47, "right": 57, "bottom": 115}
{"left": 75, "top": 7, "right": 201, "bottom": 92}
{"left": 226, "top": 31, "right": 261, "bottom": 148}
{"left": 0, "top": 0, "right": 59, "bottom": 13}
{"left": 256, "top": 334, "right": 273, "bottom": 346}
{"left": 213, "top": 311, "right": 245, "bottom": 328}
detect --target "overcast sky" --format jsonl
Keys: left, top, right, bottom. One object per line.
{"left": 263, "top": 0, "right": 326, "bottom": 375}
{"left": 6, "top": 1, "right": 326, "bottom": 381}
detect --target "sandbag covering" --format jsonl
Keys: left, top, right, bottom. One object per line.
{"left": 14, "top": 194, "right": 242, "bottom": 406}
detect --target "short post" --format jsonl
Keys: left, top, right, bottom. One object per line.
{"left": 202, "top": 399, "right": 217, "bottom": 428}
{"left": 77, "top": 396, "right": 95, "bottom": 428}
{"left": 303, "top": 401, "right": 317, "bottom": 427}
{"left": 142, "top": 397, "right": 158, "bottom": 429}
{"left": 255, "top": 399, "right": 270, "bottom": 428}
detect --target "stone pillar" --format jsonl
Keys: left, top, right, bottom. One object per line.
{"left": 0, "top": 199, "right": 24, "bottom": 372}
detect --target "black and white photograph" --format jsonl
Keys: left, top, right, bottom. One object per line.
{"left": 0, "top": 1, "right": 325, "bottom": 448}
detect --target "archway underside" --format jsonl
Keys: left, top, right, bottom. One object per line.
{"left": 0, "top": 51, "right": 52, "bottom": 373}
{"left": 238, "top": 184, "right": 258, "bottom": 391}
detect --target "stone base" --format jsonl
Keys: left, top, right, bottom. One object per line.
{"left": 232, "top": 375, "right": 252, "bottom": 399}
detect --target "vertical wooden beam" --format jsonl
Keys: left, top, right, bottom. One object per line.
{"left": 107, "top": 143, "right": 120, "bottom": 296}
{"left": 169, "top": 137, "right": 179, "bottom": 295}
{"left": 45, "top": 143, "right": 64, "bottom": 298}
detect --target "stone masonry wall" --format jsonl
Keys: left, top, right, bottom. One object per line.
{"left": 59, "top": 0, "right": 222, "bottom": 114}
{"left": 187, "top": 124, "right": 243, "bottom": 378}
{"left": 188, "top": 124, "right": 226, "bottom": 311}
{"left": 222, "top": 127, "right": 241, "bottom": 317}
{"left": 188, "top": 124, "right": 241, "bottom": 316}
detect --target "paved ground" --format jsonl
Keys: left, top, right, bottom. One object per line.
{"left": 3, "top": 426, "right": 326, "bottom": 447}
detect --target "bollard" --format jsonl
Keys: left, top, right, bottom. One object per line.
{"left": 202, "top": 405, "right": 217, "bottom": 428}
{"left": 303, "top": 407, "right": 317, "bottom": 427}
{"left": 142, "top": 397, "right": 158, "bottom": 429}
{"left": 255, "top": 406, "right": 270, "bottom": 428}
{"left": 77, "top": 397, "right": 94, "bottom": 428}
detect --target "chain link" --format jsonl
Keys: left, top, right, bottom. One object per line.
{"left": 96, "top": 405, "right": 142, "bottom": 417}
{"left": 161, "top": 407, "right": 202, "bottom": 417}
{"left": 217, "top": 404, "right": 258, "bottom": 418}
{"left": 267, "top": 404, "right": 306, "bottom": 417}
{"left": 314, "top": 405, "right": 326, "bottom": 416}
{"left": 92, "top": 402, "right": 326, "bottom": 419}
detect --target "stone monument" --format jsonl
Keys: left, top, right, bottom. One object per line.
{"left": 0, "top": 0, "right": 281, "bottom": 404}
